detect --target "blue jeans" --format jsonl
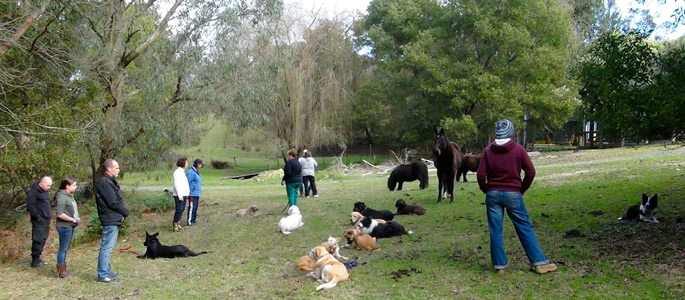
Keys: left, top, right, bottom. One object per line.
{"left": 56, "top": 226, "right": 74, "bottom": 264}
{"left": 97, "top": 225, "right": 119, "bottom": 279}
{"left": 173, "top": 196, "right": 187, "bottom": 223}
{"left": 485, "top": 190, "right": 549, "bottom": 270}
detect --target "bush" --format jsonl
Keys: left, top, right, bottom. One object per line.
{"left": 80, "top": 211, "right": 138, "bottom": 242}
{"left": 126, "top": 191, "right": 175, "bottom": 214}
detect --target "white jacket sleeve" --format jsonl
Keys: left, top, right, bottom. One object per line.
{"left": 173, "top": 168, "right": 190, "bottom": 197}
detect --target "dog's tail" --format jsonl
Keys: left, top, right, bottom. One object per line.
{"left": 190, "top": 251, "right": 210, "bottom": 256}
{"left": 316, "top": 277, "right": 341, "bottom": 291}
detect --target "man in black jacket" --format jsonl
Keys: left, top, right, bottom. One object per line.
{"left": 26, "top": 176, "right": 53, "bottom": 268}
{"left": 95, "top": 159, "right": 130, "bottom": 283}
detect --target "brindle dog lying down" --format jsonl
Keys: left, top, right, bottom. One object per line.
{"left": 137, "top": 231, "right": 208, "bottom": 259}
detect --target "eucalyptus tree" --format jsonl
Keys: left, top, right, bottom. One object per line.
{"left": 355, "top": 0, "right": 580, "bottom": 148}
{"left": 0, "top": 0, "right": 96, "bottom": 207}
{"left": 74, "top": 0, "right": 282, "bottom": 186}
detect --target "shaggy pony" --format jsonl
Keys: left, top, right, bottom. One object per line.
{"left": 387, "top": 161, "right": 429, "bottom": 191}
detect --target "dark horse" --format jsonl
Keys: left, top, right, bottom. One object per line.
{"left": 457, "top": 153, "right": 482, "bottom": 182}
{"left": 433, "top": 128, "right": 461, "bottom": 203}
{"left": 387, "top": 161, "right": 429, "bottom": 191}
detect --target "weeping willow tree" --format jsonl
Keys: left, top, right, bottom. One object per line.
{"left": 267, "top": 15, "right": 366, "bottom": 160}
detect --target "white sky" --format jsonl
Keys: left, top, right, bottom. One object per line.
{"left": 283, "top": 0, "right": 684, "bottom": 40}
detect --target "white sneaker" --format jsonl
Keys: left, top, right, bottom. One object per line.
{"left": 313, "top": 195, "right": 318, "bottom": 198}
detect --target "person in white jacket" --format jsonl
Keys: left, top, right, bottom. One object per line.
{"left": 298, "top": 150, "right": 319, "bottom": 198}
{"left": 172, "top": 158, "right": 190, "bottom": 232}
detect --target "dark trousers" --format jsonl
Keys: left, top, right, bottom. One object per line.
{"left": 303, "top": 176, "right": 317, "bottom": 196}
{"left": 31, "top": 219, "right": 50, "bottom": 258}
{"left": 188, "top": 196, "right": 199, "bottom": 225}
{"left": 173, "top": 196, "right": 187, "bottom": 223}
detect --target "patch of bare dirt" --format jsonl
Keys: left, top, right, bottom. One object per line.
{"left": 591, "top": 218, "right": 685, "bottom": 271}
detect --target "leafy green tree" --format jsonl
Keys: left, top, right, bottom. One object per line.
{"left": 577, "top": 31, "right": 682, "bottom": 142}
{"left": 0, "top": 1, "right": 96, "bottom": 207}
{"left": 355, "top": 0, "right": 579, "bottom": 148}
{"left": 74, "top": 0, "right": 282, "bottom": 186}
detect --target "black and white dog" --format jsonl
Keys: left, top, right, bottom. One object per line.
{"left": 353, "top": 201, "right": 394, "bottom": 221}
{"left": 619, "top": 194, "right": 659, "bottom": 223}
{"left": 358, "top": 217, "right": 412, "bottom": 238}
{"left": 138, "top": 232, "right": 208, "bottom": 259}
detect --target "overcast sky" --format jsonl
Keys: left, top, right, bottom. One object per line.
{"left": 283, "top": 0, "right": 684, "bottom": 40}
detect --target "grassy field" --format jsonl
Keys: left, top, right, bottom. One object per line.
{"left": 1, "top": 144, "right": 684, "bottom": 299}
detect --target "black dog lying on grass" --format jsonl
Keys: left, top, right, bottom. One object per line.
{"left": 138, "top": 231, "right": 208, "bottom": 259}
{"left": 353, "top": 201, "right": 394, "bottom": 221}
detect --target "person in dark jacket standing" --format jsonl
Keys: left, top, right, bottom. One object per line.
{"left": 281, "top": 148, "right": 302, "bottom": 207}
{"left": 26, "top": 176, "right": 53, "bottom": 268}
{"left": 476, "top": 119, "right": 557, "bottom": 275}
{"left": 186, "top": 158, "right": 203, "bottom": 226}
{"left": 95, "top": 159, "right": 130, "bottom": 283}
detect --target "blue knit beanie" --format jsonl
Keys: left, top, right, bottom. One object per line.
{"left": 495, "top": 119, "right": 515, "bottom": 139}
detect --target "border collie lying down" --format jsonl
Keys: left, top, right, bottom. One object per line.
{"left": 619, "top": 194, "right": 659, "bottom": 223}
{"left": 358, "top": 217, "right": 412, "bottom": 238}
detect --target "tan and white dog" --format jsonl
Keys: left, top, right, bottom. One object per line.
{"left": 349, "top": 211, "right": 386, "bottom": 227}
{"left": 307, "top": 246, "right": 349, "bottom": 291}
{"left": 235, "top": 205, "right": 258, "bottom": 217}
{"left": 344, "top": 228, "right": 376, "bottom": 250}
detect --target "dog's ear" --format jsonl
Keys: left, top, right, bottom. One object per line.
{"left": 145, "top": 231, "right": 150, "bottom": 236}
{"left": 153, "top": 232, "right": 159, "bottom": 237}
{"left": 650, "top": 194, "right": 658, "bottom": 207}
{"left": 642, "top": 194, "right": 649, "bottom": 205}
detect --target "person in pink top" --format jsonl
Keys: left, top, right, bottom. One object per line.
{"left": 477, "top": 119, "right": 557, "bottom": 275}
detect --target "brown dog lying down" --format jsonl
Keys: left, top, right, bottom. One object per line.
{"left": 235, "top": 205, "right": 258, "bottom": 217}
{"left": 296, "top": 237, "right": 347, "bottom": 272}
{"left": 343, "top": 228, "right": 376, "bottom": 251}
{"left": 350, "top": 211, "right": 387, "bottom": 227}
{"left": 297, "top": 255, "right": 316, "bottom": 272}
{"left": 394, "top": 199, "right": 426, "bottom": 215}
{"left": 307, "top": 246, "right": 349, "bottom": 291}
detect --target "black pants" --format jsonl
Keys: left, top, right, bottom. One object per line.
{"left": 31, "top": 219, "right": 50, "bottom": 258}
{"left": 302, "top": 175, "right": 317, "bottom": 196}
{"left": 173, "top": 196, "right": 187, "bottom": 223}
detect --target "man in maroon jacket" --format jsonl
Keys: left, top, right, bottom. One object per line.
{"left": 477, "top": 119, "right": 557, "bottom": 275}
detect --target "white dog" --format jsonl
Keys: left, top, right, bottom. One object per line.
{"left": 278, "top": 205, "right": 304, "bottom": 234}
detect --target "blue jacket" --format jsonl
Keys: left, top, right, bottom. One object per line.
{"left": 187, "top": 166, "right": 202, "bottom": 197}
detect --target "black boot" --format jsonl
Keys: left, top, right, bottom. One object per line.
{"left": 30, "top": 256, "right": 42, "bottom": 268}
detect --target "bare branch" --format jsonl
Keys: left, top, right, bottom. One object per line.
{"left": 0, "top": 1, "right": 50, "bottom": 57}
{"left": 120, "top": 0, "right": 184, "bottom": 67}
{"left": 30, "top": 1, "right": 69, "bottom": 52}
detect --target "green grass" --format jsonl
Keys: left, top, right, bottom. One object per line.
{"left": 1, "top": 144, "right": 683, "bottom": 299}
{"left": 123, "top": 123, "right": 390, "bottom": 186}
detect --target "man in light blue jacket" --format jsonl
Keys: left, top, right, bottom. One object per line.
{"left": 186, "top": 158, "right": 203, "bottom": 226}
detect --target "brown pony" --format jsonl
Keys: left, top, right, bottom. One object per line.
{"left": 432, "top": 128, "right": 461, "bottom": 203}
{"left": 457, "top": 153, "right": 482, "bottom": 182}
